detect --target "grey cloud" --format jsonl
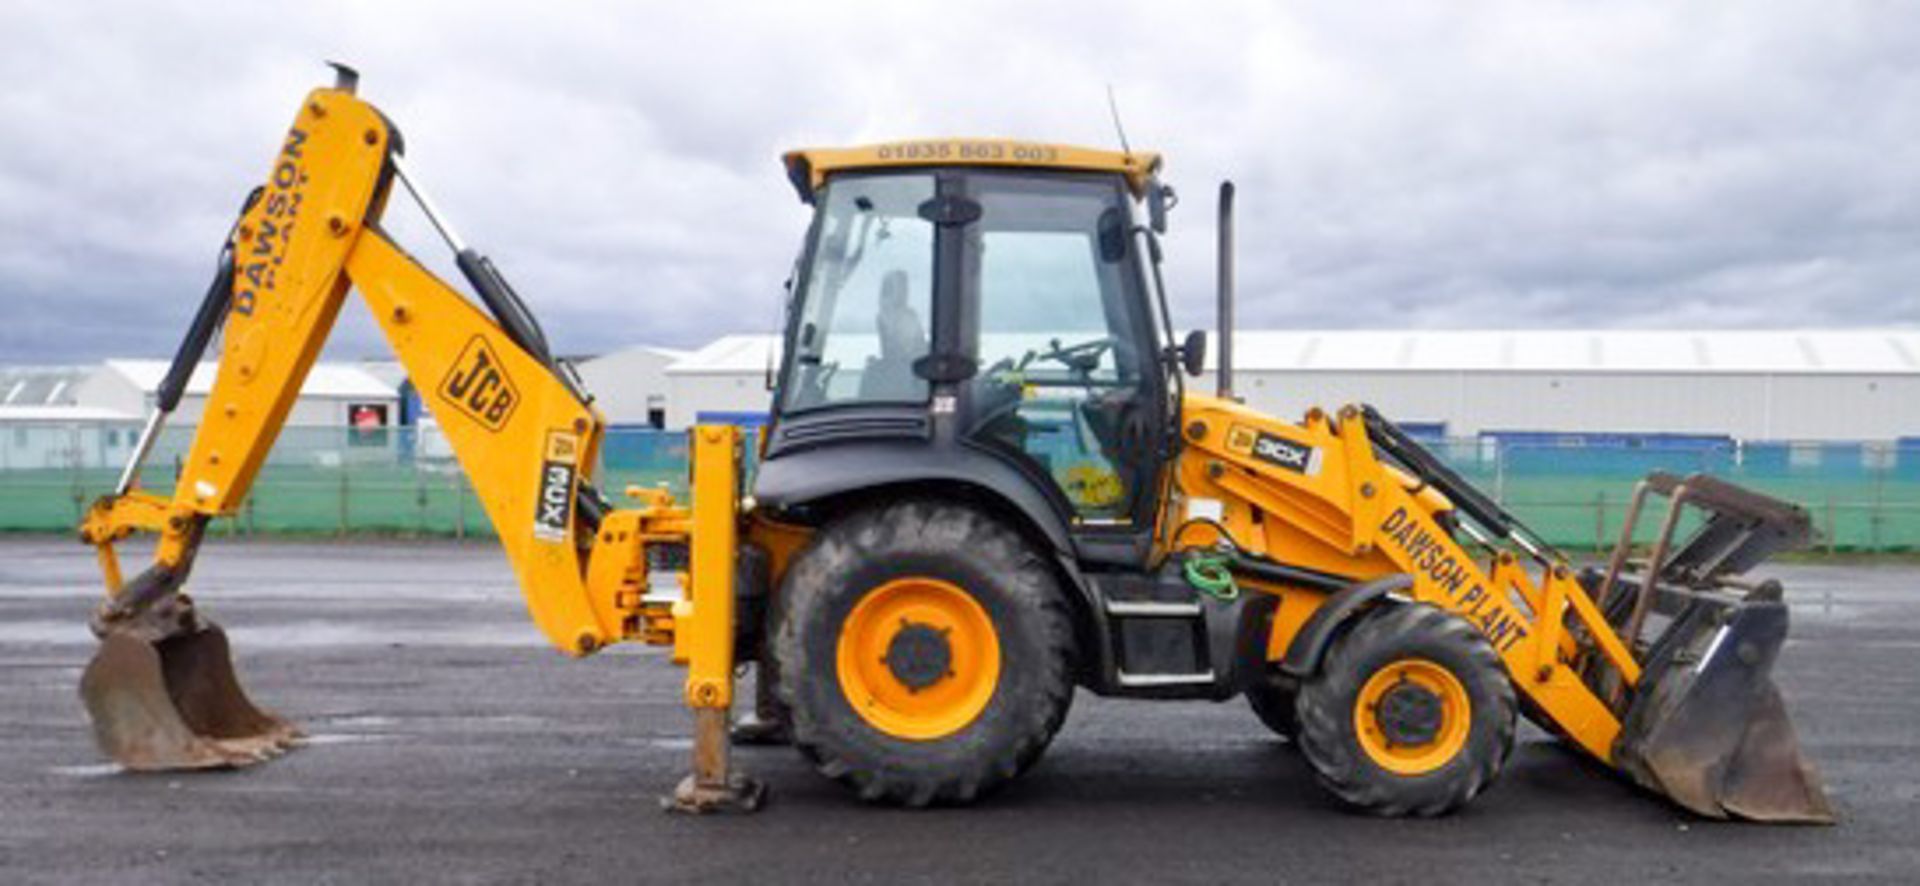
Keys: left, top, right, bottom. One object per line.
{"left": 2, "top": 1, "right": 1916, "bottom": 366}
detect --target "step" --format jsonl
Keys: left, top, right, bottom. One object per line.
{"left": 1103, "top": 600, "right": 1203, "bottom": 618}
{"left": 1115, "top": 670, "right": 1217, "bottom": 688}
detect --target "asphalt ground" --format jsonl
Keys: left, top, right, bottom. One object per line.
{"left": 1, "top": 537, "right": 1915, "bottom": 884}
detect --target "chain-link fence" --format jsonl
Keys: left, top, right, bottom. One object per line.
{"left": 2, "top": 422, "right": 1915, "bottom": 551}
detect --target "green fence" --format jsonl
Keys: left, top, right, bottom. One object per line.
{"left": 1, "top": 423, "right": 1915, "bottom": 551}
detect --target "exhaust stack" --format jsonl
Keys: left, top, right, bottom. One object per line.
{"left": 1217, "top": 181, "right": 1236, "bottom": 400}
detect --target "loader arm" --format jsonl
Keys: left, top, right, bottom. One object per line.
{"left": 77, "top": 73, "right": 756, "bottom": 809}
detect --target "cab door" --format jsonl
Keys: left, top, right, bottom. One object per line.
{"left": 957, "top": 172, "right": 1168, "bottom": 552}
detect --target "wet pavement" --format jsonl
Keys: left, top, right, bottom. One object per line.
{"left": 1, "top": 537, "right": 1915, "bottom": 883}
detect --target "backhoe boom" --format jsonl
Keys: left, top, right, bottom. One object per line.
{"left": 77, "top": 72, "right": 756, "bottom": 809}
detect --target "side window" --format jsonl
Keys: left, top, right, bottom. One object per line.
{"left": 977, "top": 231, "right": 1126, "bottom": 381}
{"left": 783, "top": 176, "right": 936, "bottom": 412}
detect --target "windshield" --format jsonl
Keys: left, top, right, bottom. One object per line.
{"left": 781, "top": 174, "right": 936, "bottom": 412}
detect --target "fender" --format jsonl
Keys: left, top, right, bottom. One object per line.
{"left": 1278, "top": 574, "right": 1412, "bottom": 678}
{"left": 752, "top": 438, "right": 1075, "bottom": 556}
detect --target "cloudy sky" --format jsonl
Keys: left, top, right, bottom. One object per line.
{"left": 2, "top": 1, "right": 1917, "bottom": 364}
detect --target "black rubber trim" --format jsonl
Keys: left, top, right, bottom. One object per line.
{"left": 1279, "top": 574, "right": 1412, "bottom": 678}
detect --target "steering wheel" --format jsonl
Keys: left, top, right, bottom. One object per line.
{"left": 1036, "top": 336, "right": 1117, "bottom": 377}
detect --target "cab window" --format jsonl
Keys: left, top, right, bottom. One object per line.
{"left": 782, "top": 175, "right": 936, "bottom": 412}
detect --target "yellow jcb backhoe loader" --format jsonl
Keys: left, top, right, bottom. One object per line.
{"left": 75, "top": 67, "right": 1832, "bottom": 821}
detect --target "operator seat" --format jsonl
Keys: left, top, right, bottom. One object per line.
{"left": 860, "top": 270, "right": 926, "bottom": 400}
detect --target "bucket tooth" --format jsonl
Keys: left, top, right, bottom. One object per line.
{"left": 80, "top": 623, "right": 298, "bottom": 772}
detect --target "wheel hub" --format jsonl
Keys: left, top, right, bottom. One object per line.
{"left": 1375, "top": 680, "right": 1444, "bottom": 746}
{"left": 1352, "top": 657, "right": 1472, "bottom": 775}
{"left": 835, "top": 577, "right": 1002, "bottom": 740}
{"left": 884, "top": 620, "right": 953, "bottom": 692}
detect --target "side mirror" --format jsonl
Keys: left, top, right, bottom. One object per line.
{"left": 1180, "top": 329, "right": 1207, "bottom": 377}
{"left": 1148, "top": 181, "right": 1174, "bottom": 234}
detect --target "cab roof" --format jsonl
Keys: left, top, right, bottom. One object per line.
{"left": 782, "top": 139, "right": 1162, "bottom": 204}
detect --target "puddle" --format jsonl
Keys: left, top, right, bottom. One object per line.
{"left": 299, "top": 733, "right": 391, "bottom": 746}
{"left": 0, "top": 622, "right": 95, "bottom": 645}
{"left": 314, "top": 715, "right": 398, "bottom": 729}
{"left": 0, "top": 621, "right": 546, "bottom": 648}
{"left": 47, "top": 763, "right": 125, "bottom": 778}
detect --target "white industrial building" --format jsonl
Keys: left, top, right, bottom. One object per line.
{"left": 1217, "top": 330, "right": 1919, "bottom": 442}
{"left": 0, "top": 405, "right": 141, "bottom": 469}
{"left": 1, "top": 366, "right": 138, "bottom": 468}
{"left": 665, "top": 335, "right": 781, "bottom": 429}
{"left": 575, "top": 345, "right": 689, "bottom": 428}
{"left": 654, "top": 330, "right": 1920, "bottom": 442}
{"left": 71, "top": 360, "right": 399, "bottom": 428}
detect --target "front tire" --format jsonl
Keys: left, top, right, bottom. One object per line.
{"left": 1295, "top": 603, "right": 1516, "bottom": 816}
{"left": 1244, "top": 672, "right": 1299, "bottom": 740}
{"left": 771, "top": 501, "right": 1075, "bottom": 806}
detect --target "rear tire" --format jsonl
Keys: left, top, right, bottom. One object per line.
{"left": 771, "top": 500, "right": 1075, "bottom": 806}
{"left": 1295, "top": 603, "right": 1515, "bottom": 816}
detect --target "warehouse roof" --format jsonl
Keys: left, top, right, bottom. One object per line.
{"left": 0, "top": 404, "right": 137, "bottom": 423}
{"left": 100, "top": 360, "right": 397, "bottom": 398}
{"left": 578, "top": 344, "right": 692, "bottom": 367}
{"left": 666, "top": 330, "right": 1920, "bottom": 377}
{"left": 667, "top": 335, "right": 780, "bottom": 375}
{"left": 1226, "top": 330, "right": 1920, "bottom": 374}
{"left": 0, "top": 366, "right": 90, "bottom": 406}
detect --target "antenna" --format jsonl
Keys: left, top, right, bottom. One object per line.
{"left": 1106, "top": 84, "right": 1133, "bottom": 155}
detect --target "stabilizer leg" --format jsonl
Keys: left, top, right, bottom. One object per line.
{"left": 667, "top": 707, "right": 765, "bottom": 813}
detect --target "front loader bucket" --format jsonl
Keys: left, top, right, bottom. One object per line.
{"left": 80, "top": 622, "right": 299, "bottom": 771}
{"left": 1614, "top": 592, "right": 1832, "bottom": 823}
{"left": 1583, "top": 471, "right": 1832, "bottom": 823}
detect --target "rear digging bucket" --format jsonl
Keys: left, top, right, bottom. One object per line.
{"left": 80, "top": 622, "right": 299, "bottom": 771}
{"left": 1614, "top": 595, "right": 1833, "bottom": 824}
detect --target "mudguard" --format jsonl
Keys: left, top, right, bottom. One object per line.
{"left": 1278, "top": 574, "right": 1413, "bottom": 678}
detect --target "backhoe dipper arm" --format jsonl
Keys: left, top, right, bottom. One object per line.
{"left": 83, "top": 79, "right": 628, "bottom": 656}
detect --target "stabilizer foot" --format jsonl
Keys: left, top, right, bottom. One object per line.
{"left": 665, "top": 772, "right": 766, "bottom": 814}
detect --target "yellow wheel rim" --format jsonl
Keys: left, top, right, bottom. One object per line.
{"left": 1353, "top": 658, "right": 1471, "bottom": 776}
{"left": 835, "top": 577, "right": 1002, "bottom": 741}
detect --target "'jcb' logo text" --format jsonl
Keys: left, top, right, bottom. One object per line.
{"left": 439, "top": 336, "right": 519, "bottom": 431}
